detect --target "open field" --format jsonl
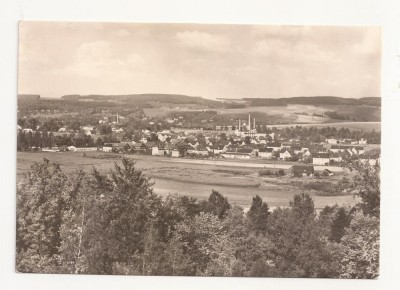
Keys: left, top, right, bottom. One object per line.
{"left": 164, "top": 158, "right": 345, "bottom": 172}
{"left": 17, "top": 151, "right": 359, "bottom": 209}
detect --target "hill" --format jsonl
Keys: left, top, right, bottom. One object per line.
{"left": 243, "top": 96, "right": 381, "bottom": 107}
{"left": 61, "top": 94, "right": 222, "bottom": 107}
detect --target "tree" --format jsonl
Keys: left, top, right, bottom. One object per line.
{"left": 174, "top": 212, "right": 235, "bottom": 276}
{"left": 247, "top": 195, "right": 270, "bottom": 233}
{"left": 339, "top": 211, "right": 380, "bottom": 278}
{"left": 205, "top": 190, "right": 231, "bottom": 219}
{"left": 330, "top": 207, "right": 351, "bottom": 242}
{"left": 16, "top": 159, "right": 84, "bottom": 273}
{"left": 99, "top": 125, "right": 112, "bottom": 135}
{"left": 349, "top": 161, "right": 380, "bottom": 218}
{"left": 289, "top": 193, "right": 315, "bottom": 222}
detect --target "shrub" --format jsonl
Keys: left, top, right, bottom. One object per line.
{"left": 277, "top": 169, "right": 285, "bottom": 176}
{"left": 259, "top": 169, "right": 274, "bottom": 176}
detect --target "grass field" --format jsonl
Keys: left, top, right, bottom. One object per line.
{"left": 17, "top": 151, "right": 359, "bottom": 209}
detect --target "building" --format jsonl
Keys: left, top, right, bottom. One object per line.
{"left": 266, "top": 142, "right": 282, "bottom": 151}
{"left": 259, "top": 147, "right": 273, "bottom": 159}
{"left": 280, "top": 150, "right": 292, "bottom": 160}
{"left": 312, "top": 153, "right": 330, "bottom": 165}
{"left": 68, "top": 146, "right": 98, "bottom": 152}
{"left": 103, "top": 145, "right": 113, "bottom": 152}
{"left": 329, "top": 153, "right": 342, "bottom": 163}
{"left": 221, "top": 149, "right": 252, "bottom": 159}
{"left": 171, "top": 149, "right": 181, "bottom": 157}
{"left": 326, "top": 138, "right": 339, "bottom": 144}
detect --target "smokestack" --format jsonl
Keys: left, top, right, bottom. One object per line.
{"left": 248, "top": 113, "right": 251, "bottom": 130}
{"left": 253, "top": 118, "right": 255, "bottom": 131}
{"left": 117, "top": 112, "right": 119, "bottom": 124}
{"left": 239, "top": 119, "right": 241, "bottom": 131}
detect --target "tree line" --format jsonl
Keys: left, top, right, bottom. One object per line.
{"left": 16, "top": 158, "right": 380, "bottom": 278}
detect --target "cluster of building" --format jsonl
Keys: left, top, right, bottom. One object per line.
{"left": 19, "top": 112, "right": 380, "bottom": 166}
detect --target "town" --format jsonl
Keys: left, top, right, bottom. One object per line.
{"left": 17, "top": 99, "right": 381, "bottom": 176}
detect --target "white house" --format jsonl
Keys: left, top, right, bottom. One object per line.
{"left": 312, "top": 153, "right": 330, "bottom": 165}
{"left": 103, "top": 146, "right": 113, "bottom": 153}
{"left": 326, "top": 138, "right": 338, "bottom": 144}
{"left": 280, "top": 150, "right": 292, "bottom": 160}
{"left": 259, "top": 148, "right": 273, "bottom": 159}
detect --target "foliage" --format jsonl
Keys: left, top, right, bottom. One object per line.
{"left": 349, "top": 161, "right": 380, "bottom": 217}
{"left": 247, "top": 195, "right": 270, "bottom": 233}
{"left": 339, "top": 211, "right": 380, "bottom": 278}
{"left": 16, "top": 156, "right": 380, "bottom": 278}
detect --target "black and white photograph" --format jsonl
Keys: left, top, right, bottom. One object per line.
{"left": 15, "top": 21, "right": 382, "bottom": 279}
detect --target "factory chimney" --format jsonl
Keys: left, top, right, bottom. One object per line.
{"left": 253, "top": 118, "right": 255, "bottom": 131}
{"left": 248, "top": 113, "right": 251, "bottom": 130}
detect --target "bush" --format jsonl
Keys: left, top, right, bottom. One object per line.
{"left": 322, "top": 170, "right": 329, "bottom": 177}
{"left": 276, "top": 169, "right": 285, "bottom": 176}
{"left": 259, "top": 169, "right": 274, "bottom": 176}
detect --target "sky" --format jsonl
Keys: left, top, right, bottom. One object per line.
{"left": 18, "top": 22, "right": 381, "bottom": 99}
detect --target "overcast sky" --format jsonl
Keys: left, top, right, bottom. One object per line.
{"left": 18, "top": 22, "right": 381, "bottom": 99}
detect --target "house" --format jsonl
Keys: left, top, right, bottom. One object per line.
{"left": 103, "top": 144, "right": 113, "bottom": 152}
{"left": 75, "top": 147, "right": 98, "bottom": 152}
{"left": 280, "top": 150, "right": 292, "bottom": 160}
{"left": 210, "top": 144, "right": 226, "bottom": 154}
{"left": 291, "top": 145, "right": 303, "bottom": 155}
{"left": 358, "top": 138, "right": 368, "bottom": 145}
{"left": 359, "top": 151, "right": 380, "bottom": 166}
{"left": 312, "top": 153, "right": 330, "bottom": 165}
{"left": 329, "top": 153, "right": 342, "bottom": 163}
{"left": 266, "top": 142, "right": 282, "bottom": 151}
{"left": 171, "top": 149, "right": 181, "bottom": 157}
{"left": 132, "top": 143, "right": 147, "bottom": 153}
{"left": 330, "top": 145, "right": 348, "bottom": 153}
{"left": 152, "top": 144, "right": 171, "bottom": 156}
{"left": 58, "top": 127, "right": 67, "bottom": 133}
{"left": 221, "top": 149, "right": 252, "bottom": 159}
{"left": 290, "top": 165, "right": 314, "bottom": 177}
{"left": 326, "top": 138, "right": 338, "bottom": 144}
{"left": 259, "top": 147, "right": 273, "bottom": 159}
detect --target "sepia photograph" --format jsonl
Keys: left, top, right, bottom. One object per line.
{"left": 16, "top": 21, "right": 381, "bottom": 278}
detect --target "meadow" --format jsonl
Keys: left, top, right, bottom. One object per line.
{"left": 17, "top": 151, "right": 358, "bottom": 209}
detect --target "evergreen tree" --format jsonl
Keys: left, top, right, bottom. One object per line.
{"left": 206, "top": 190, "right": 231, "bottom": 219}
{"left": 247, "top": 195, "right": 270, "bottom": 233}
{"left": 330, "top": 207, "right": 351, "bottom": 242}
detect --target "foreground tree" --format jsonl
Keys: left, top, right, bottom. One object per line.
{"left": 16, "top": 159, "right": 84, "bottom": 273}
{"left": 349, "top": 161, "right": 380, "bottom": 218}
{"left": 247, "top": 195, "right": 270, "bottom": 233}
{"left": 339, "top": 211, "right": 380, "bottom": 278}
